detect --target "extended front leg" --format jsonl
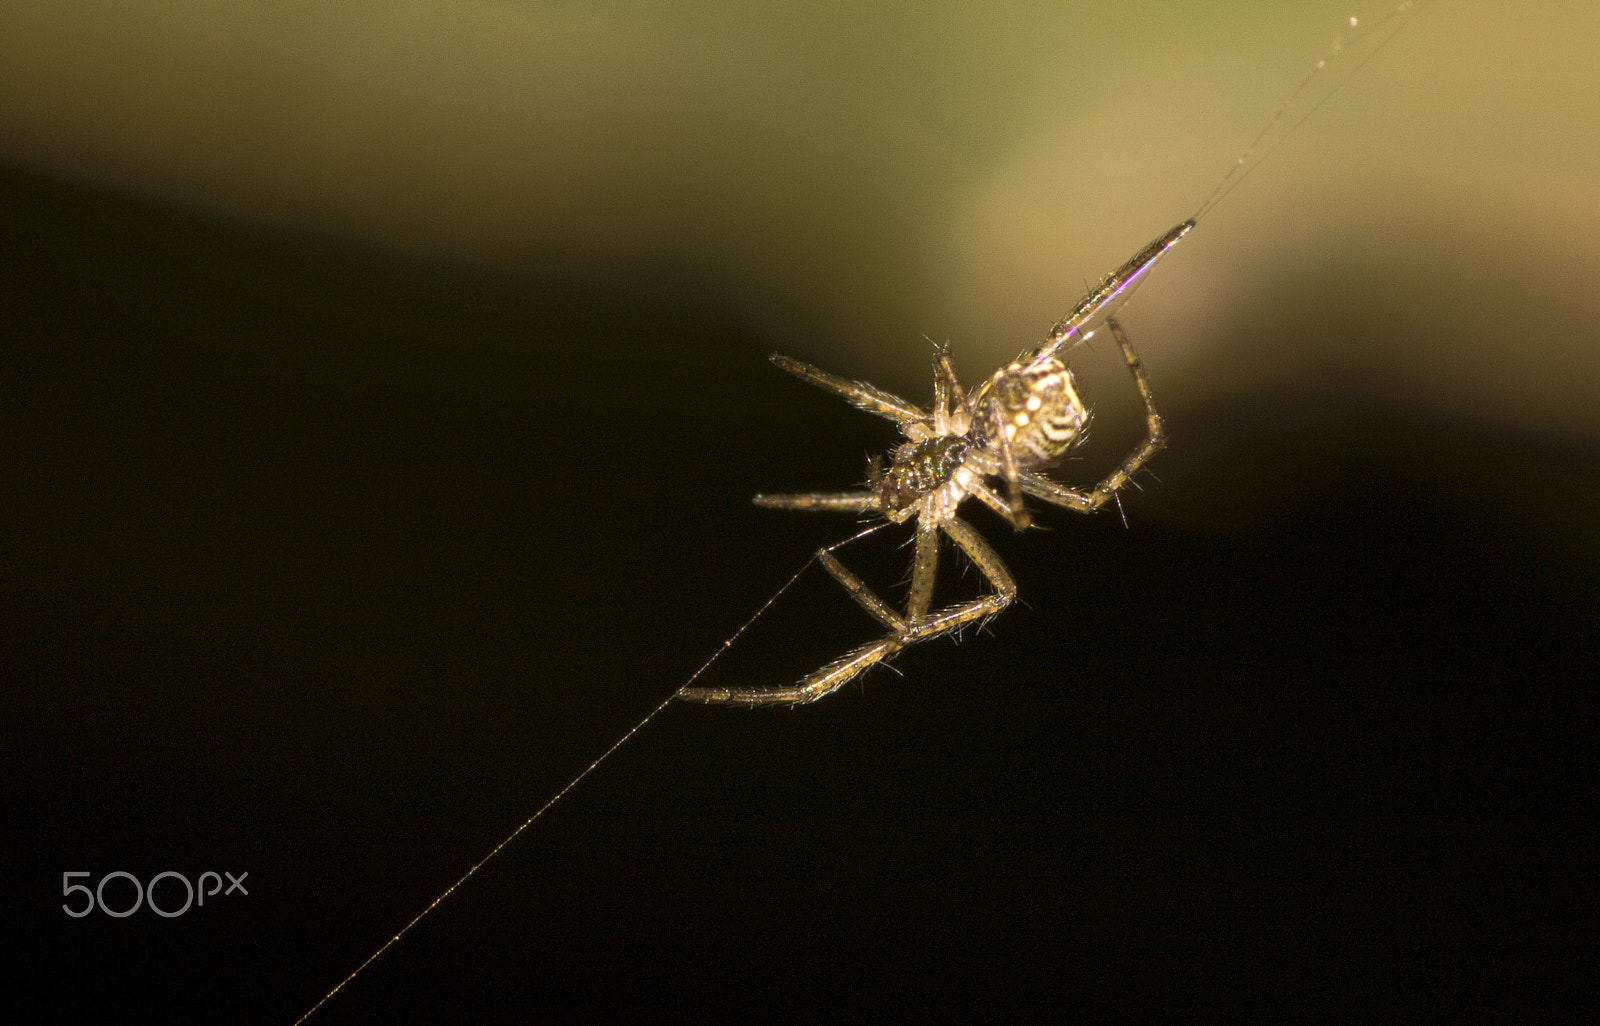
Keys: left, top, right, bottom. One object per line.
{"left": 752, "top": 490, "right": 877, "bottom": 512}
{"left": 769, "top": 353, "right": 926, "bottom": 425}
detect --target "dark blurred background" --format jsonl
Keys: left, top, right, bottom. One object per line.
{"left": 4, "top": 1, "right": 1597, "bottom": 1021}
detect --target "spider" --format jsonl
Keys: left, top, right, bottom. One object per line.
{"left": 677, "top": 220, "right": 1192, "bottom": 706}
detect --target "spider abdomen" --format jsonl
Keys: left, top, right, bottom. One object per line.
{"left": 972, "top": 358, "right": 1089, "bottom": 468}
{"left": 872, "top": 435, "right": 970, "bottom": 515}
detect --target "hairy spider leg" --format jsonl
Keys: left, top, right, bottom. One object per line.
{"left": 929, "top": 343, "right": 968, "bottom": 435}
{"left": 768, "top": 353, "right": 925, "bottom": 424}
{"left": 992, "top": 426, "right": 1033, "bottom": 531}
{"left": 749, "top": 490, "right": 877, "bottom": 512}
{"left": 674, "top": 637, "right": 901, "bottom": 707}
{"left": 901, "top": 517, "right": 1015, "bottom": 643}
{"left": 1037, "top": 221, "right": 1194, "bottom": 363}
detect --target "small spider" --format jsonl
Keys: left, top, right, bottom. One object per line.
{"left": 677, "top": 220, "right": 1192, "bottom": 706}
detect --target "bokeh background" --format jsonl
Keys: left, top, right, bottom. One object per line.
{"left": 4, "top": 1, "right": 1596, "bottom": 1020}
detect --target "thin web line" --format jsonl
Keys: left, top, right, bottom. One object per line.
{"left": 293, "top": 538, "right": 853, "bottom": 1024}
{"left": 1192, "top": 0, "right": 1432, "bottom": 224}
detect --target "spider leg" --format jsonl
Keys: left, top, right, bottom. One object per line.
{"left": 676, "top": 637, "right": 901, "bottom": 707}
{"left": 753, "top": 491, "right": 876, "bottom": 512}
{"left": 1012, "top": 317, "right": 1165, "bottom": 514}
{"left": 797, "top": 516, "right": 938, "bottom": 633}
{"left": 905, "top": 519, "right": 939, "bottom": 622}
{"left": 993, "top": 427, "right": 1034, "bottom": 531}
{"left": 930, "top": 344, "right": 967, "bottom": 430}
{"left": 1037, "top": 220, "right": 1193, "bottom": 362}
{"left": 953, "top": 477, "right": 1006, "bottom": 521}
{"left": 817, "top": 547, "right": 907, "bottom": 632}
{"left": 769, "top": 353, "right": 926, "bottom": 424}
{"left": 901, "top": 516, "right": 1015, "bottom": 644}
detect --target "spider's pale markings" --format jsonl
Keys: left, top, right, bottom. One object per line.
{"left": 294, "top": 3, "right": 1432, "bottom": 1019}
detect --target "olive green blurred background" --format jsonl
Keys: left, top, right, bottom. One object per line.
{"left": 4, "top": 0, "right": 1596, "bottom": 436}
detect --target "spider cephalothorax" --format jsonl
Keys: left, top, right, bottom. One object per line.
{"left": 869, "top": 436, "right": 973, "bottom": 522}
{"left": 677, "top": 220, "right": 1190, "bottom": 706}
